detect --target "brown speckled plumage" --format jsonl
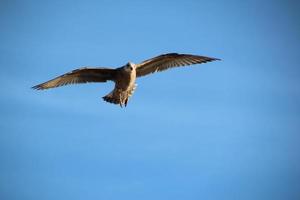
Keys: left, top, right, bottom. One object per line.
{"left": 32, "top": 53, "right": 220, "bottom": 107}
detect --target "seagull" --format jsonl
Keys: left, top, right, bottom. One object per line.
{"left": 32, "top": 53, "right": 220, "bottom": 107}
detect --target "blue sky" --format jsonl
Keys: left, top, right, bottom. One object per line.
{"left": 1, "top": 0, "right": 300, "bottom": 199}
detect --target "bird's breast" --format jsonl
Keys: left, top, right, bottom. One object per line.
{"left": 115, "top": 70, "right": 136, "bottom": 91}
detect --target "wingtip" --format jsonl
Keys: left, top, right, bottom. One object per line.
{"left": 31, "top": 85, "right": 43, "bottom": 90}
{"left": 210, "top": 57, "right": 221, "bottom": 61}
{"left": 204, "top": 57, "right": 221, "bottom": 63}
{"left": 31, "top": 85, "right": 38, "bottom": 90}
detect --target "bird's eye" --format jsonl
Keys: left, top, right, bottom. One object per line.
{"left": 130, "top": 67, "right": 133, "bottom": 70}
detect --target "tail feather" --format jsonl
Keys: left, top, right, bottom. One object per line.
{"left": 102, "top": 84, "right": 137, "bottom": 107}
{"left": 102, "top": 93, "right": 121, "bottom": 105}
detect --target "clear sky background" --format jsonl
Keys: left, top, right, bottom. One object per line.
{"left": 1, "top": 0, "right": 300, "bottom": 200}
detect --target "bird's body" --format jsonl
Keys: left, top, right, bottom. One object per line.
{"left": 33, "top": 53, "right": 220, "bottom": 107}
{"left": 103, "top": 63, "right": 137, "bottom": 107}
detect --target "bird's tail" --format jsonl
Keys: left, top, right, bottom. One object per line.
{"left": 102, "top": 84, "right": 137, "bottom": 107}
{"left": 102, "top": 90, "right": 121, "bottom": 105}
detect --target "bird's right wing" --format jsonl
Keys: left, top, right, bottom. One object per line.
{"left": 32, "top": 67, "right": 116, "bottom": 90}
{"left": 136, "top": 53, "right": 220, "bottom": 77}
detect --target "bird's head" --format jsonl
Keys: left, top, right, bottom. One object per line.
{"left": 124, "top": 62, "right": 135, "bottom": 72}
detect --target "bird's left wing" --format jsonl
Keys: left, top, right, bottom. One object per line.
{"left": 136, "top": 53, "right": 220, "bottom": 77}
{"left": 32, "top": 67, "right": 116, "bottom": 90}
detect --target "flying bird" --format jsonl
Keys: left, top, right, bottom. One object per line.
{"left": 32, "top": 53, "right": 220, "bottom": 107}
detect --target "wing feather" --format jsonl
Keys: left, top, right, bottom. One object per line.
{"left": 136, "top": 53, "right": 220, "bottom": 77}
{"left": 32, "top": 67, "right": 116, "bottom": 90}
